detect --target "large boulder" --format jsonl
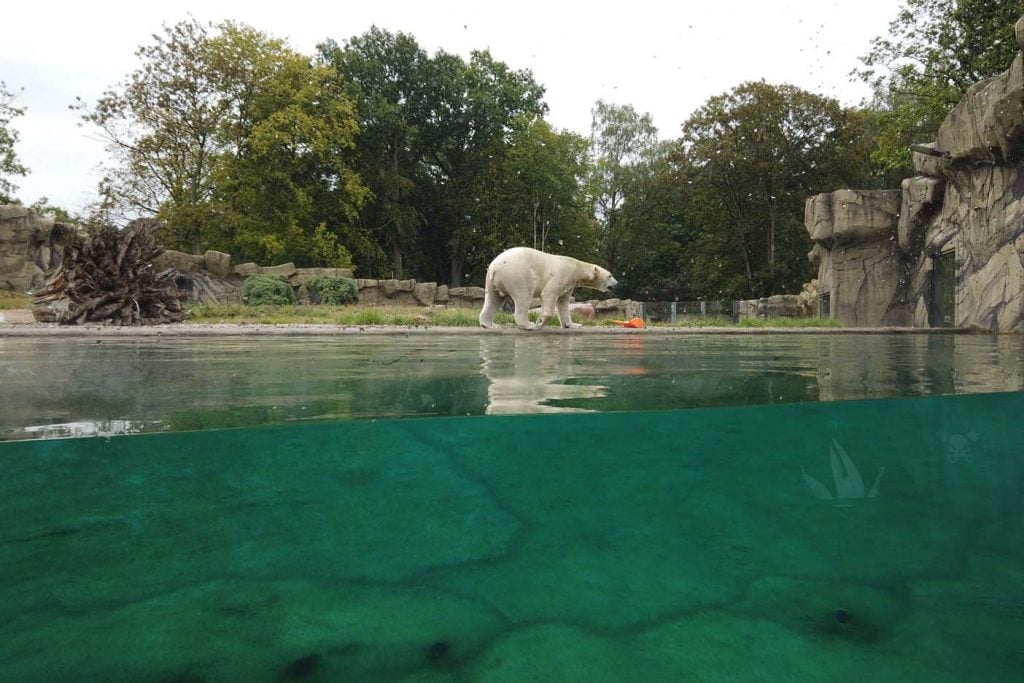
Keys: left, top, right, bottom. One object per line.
{"left": 911, "top": 142, "right": 951, "bottom": 178}
{"left": 805, "top": 190, "right": 900, "bottom": 249}
{"left": 412, "top": 281, "right": 438, "bottom": 306}
{"left": 897, "top": 176, "right": 945, "bottom": 254}
{"left": 232, "top": 262, "right": 260, "bottom": 278}
{"left": 447, "top": 286, "right": 486, "bottom": 308}
{"left": 260, "top": 262, "right": 297, "bottom": 278}
{"left": 804, "top": 191, "right": 904, "bottom": 327}
{"left": 152, "top": 249, "right": 205, "bottom": 273}
{"left": 935, "top": 16, "right": 1024, "bottom": 165}
{"left": 0, "top": 205, "right": 61, "bottom": 291}
{"left": 757, "top": 295, "right": 802, "bottom": 319}
{"left": 203, "top": 250, "right": 232, "bottom": 279}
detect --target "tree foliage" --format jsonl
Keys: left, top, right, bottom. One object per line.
{"left": 320, "top": 29, "right": 561, "bottom": 285}
{"left": 676, "top": 82, "right": 878, "bottom": 300}
{"left": 413, "top": 48, "right": 549, "bottom": 286}
{"left": 0, "top": 81, "right": 28, "bottom": 203}
{"left": 318, "top": 28, "right": 432, "bottom": 277}
{"left": 458, "top": 114, "right": 597, "bottom": 285}
{"left": 855, "top": 0, "right": 1022, "bottom": 172}
{"left": 77, "top": 19, "right": 366, "bottom": 267}
{"left": 588, "top": 100, "right": 684, "bottom": 299}
{"left": 60, "top": 15, "right": 977, "bottom": 306}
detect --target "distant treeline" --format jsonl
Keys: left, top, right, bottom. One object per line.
{"left": 3, "top": 1, "right": 1019, "bottom": 300}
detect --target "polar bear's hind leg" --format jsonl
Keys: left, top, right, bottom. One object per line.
{"left": 478, "top": 288, "right": 502, "bottom": 328}
{"left": 512, "top": 295, "right": 536, "bottom": 330}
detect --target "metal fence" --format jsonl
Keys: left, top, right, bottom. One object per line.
{"left": 637, "top": 300, "right": 737, "bottom": 324}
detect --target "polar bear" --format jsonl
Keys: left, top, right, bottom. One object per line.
{"left": 478, "top": 247, "right": 618, "bottom": 330}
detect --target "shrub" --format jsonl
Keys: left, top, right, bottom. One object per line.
{"left": 302, "top": 275, "right": 359, "bottom": 305}
{"left": 242, "top": 275, "right": 294, "bottom": 306}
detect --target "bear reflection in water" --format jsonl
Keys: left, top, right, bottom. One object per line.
{"left": 478, "top": 335, "right": 609, "bottom": 414}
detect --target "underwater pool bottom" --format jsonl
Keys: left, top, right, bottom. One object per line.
{"left": 1, "top": 391, "right": 1021, "bottom": 682}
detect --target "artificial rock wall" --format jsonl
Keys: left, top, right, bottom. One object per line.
{"left": 0, "top": 206, "right": 63, "bottom": 291}
{"left": 806, "top": 15, "right": 1024, "bottom": 331}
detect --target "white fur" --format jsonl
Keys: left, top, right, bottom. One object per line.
{"left": 478, "top": 247, "right": 618, "bottom": 330}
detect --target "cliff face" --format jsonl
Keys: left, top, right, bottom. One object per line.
{"left": 805, "top": 190, "right": 905, "bottom": 326}
{"left": 0, "top": 206, "right": 62, "bottom": 292}
{"left": 805, "top": 16, "right": 1024, "bottom": 331}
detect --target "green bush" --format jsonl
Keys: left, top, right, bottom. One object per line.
{"left": 302, "top": 275, "right": 359, "bottom": 305}
{"left": 242, "top": 275, "right": 294, "bottom": 306}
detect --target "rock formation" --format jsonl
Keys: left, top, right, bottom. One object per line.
{"left": 0, "top": 205, "right": 62, "bottom": 291}
{"left": 805, "top": 15, "right": 1024, "bottom": 331}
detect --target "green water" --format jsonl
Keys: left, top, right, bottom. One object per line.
{"left": 1, "top": 391, "right": 1022, "bottom": 682}
{"left": 2, "top": 333, "right": 1023, "bottom": 439}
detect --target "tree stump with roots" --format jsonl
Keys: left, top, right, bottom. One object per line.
{"left": 33, "top": 218, "right": 186, "bottom": 325}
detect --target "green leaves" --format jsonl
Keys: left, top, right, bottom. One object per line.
{"left": 77, "top": 19, "right": 366, "bottom": 267}
{"left": 854, "top": 0, "right": 1022, "bottom": 173}
{"left": 319, "top": 29, "right": 554, "bottom": 285}
{"left": 0, "top": 81, "right": 29, "bottom": 203}
{"left": 676, "top": 82, "right": 875, "bottom": 300}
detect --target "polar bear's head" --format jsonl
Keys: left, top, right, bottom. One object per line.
{"left": 585, "top": 265, "right": 618, "bottom": 292}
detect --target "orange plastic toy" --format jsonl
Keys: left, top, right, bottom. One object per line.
{"left": 612, "top": 317, "right": 645, "bottom": 328}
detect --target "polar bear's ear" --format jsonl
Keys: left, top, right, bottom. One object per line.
{"left": 592, "top": 266, "right": 600, "bottom": 281}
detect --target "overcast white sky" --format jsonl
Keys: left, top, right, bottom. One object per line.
{"left": 2, "top": 0, "right": 904, "bottom": 213}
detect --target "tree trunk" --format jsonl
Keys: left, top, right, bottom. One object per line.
{"left": 720, "top": 178, "right": 754, "bottom": 288}
{"left": 765, "top": 180, "right": 776, "bottom": 270}
{"left": 390, "top": 240, "right": 403, "bottom": 280}
{"left": 536, "top": 188, "right": 544, "bottom": 249}
{"left": 449, "top": 255, "right": 463, "bottom": 289}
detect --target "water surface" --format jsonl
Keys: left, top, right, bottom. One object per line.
{"left": 2, "top": 332, "right": 1022, "bottom": 440}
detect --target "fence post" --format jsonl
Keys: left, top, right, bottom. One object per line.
{"left": 670, "top": 301, "right": 677, "bottom": 324}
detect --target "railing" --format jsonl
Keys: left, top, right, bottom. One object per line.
{"left": 637, "top": 301, "right": 737, "bottom": 324}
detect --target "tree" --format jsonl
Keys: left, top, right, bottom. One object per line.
{"left": 678, "top": 81, "right": 874, "bottom": 300}
{"left": 77, "top": 19, "right": 366, "bottom": 266}
{"left": 588, "top": 101, "right": 687, "bottom": 298}
{"left": 206, "top": 22, "right": 366, "bottom": 266}
{"left": 75, "top": 19, "right": 226, "bottom": 238}
{"left": 0, "top": 81, "right": 28, "bottom": 203}
{"left": 855, "top": 0, "right": 1022, "bottom": 172}
{"left": 504, "top": 116, "right": 593, "bottom": 255}
{"left": 457, "top": 115, "right": 597, "bottom": 285}
{"left": 607, "top": 145, "right": 696, "bottom": 300}
{"left": 588, "top": 100, "right": 660, "bottom": 267}
{"left": 419, "top": 49, "right": 548, "bottom": 286}
{"left": 318, "top": 28, "right": 433, "bottom": 278}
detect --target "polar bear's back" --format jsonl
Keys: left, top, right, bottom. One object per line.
{"left": 486, "top": 247, "right": 584, "bottom": 296}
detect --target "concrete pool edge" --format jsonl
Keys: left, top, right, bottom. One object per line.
{"left": 0, "top": 322, "right": 993, "bottom": 337}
